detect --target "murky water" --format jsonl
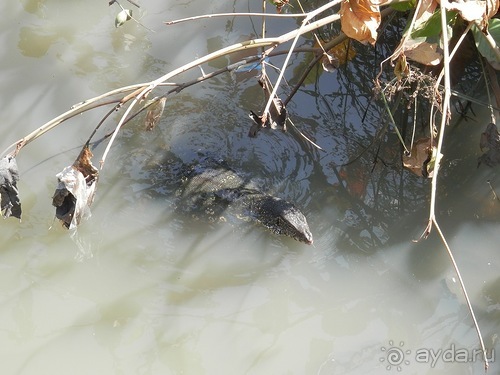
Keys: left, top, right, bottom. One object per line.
{"left": 1, "top": 1, "right": 499, "bottom": 374}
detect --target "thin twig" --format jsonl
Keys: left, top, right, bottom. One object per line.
{"left": 100, "top": 12, "right": 342, "bottom": 167}
{"left": 0, "top": 98, "right": 122, "bottom": 158}
{"left": 433, "top": 219, "right": 489, "bottom": 371}
{"left": 379, "top": 88, "right": 410, "bottom": 153}
{"left": 425, "top": 1, "right": 489, "bottom": 370}
{"left": 262, "top": 0, "right": 342, "bottom": 118}
{"left": 1, "top": 13, "right": 338, "bottom": 160}
{"left": 164, "top": 12, "right": 308, "bottom": 26}
{"left": 487, "top": 180, "right": 499, "bottom": 202}
{"left": 287, "top": 118, "right": 324, "bottom": 151}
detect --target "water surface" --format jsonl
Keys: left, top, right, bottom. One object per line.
{"left": 0, "top": 1, "right": 499, "bottom": 374}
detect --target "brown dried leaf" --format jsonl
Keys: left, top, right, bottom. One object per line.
{"left": 340, "top": 0, "right": 381, "bottom": 45}
{"left": 403, "top": 138, "right": 432, "bottom": 177}
{"left": 248, "top": 74, "right": 288, "bottom": 137}
{"left": 145, "top": 97, "right": 167, "bottom": 131}
{"left": 74, "top": 146, "right": 98, "bottom": 184}
{"left": 394, "top": 53, "right": 409, "bottom": 80}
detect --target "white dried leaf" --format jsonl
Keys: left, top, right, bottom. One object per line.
{"left": 52, "top": 166, "right": 96, "bottom": 230}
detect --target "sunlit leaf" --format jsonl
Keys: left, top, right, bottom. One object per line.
{"left": 115, "top": 9, "right": 132, "bottom": 28}
{"left": 144, "top": 97, "right": 167, "bottom": 131}
{"left": 447, "top": 0, "right": 491, "bottom": 23}
{"left": 340, "top": 0, "right": 381, "bottom": 45}
{"left": 485, "top": 0, "right": 500, "bottom": 20}
{"left": 74, "top": 146, "right": 99, "bottom": 183}
{"left": 0, "top": 156, "right": 21, "bottom": 219}
{"left": 404, "top": 38, "right": 442, "bottom": 65}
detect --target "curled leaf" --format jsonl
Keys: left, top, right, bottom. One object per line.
{"left": 52, "top": 147, "right": 98, "bottom": 229}
{"left": 0, "top": 156, "right": 21, "bottom": 219}
{"left": 115, "top": 9, "right": 132, "bottom": 28}
{"left": 144, "top": 97, "right": 167, "bottom": 131}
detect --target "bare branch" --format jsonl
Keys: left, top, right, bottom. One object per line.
{"left": 165, "top": 12, "right": 307, "bottom": 26}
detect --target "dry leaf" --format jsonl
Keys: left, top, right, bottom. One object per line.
{"left": 0, "top": 156, "right": 21, "bottom": 219}
{"left": 52, "top": 146, "right": 98, "bottom": 229}
{"left": 394, "top": 53, "right": 409, "bottom": 80}
{"left": 340, "top": 0, "right": 381, "bottom": 45}
{"left": 403, "top": 137, "right": 433, "bottom": 177}
{"left": 144, "top": 97, "right": 167, "bottom": 131}
{"left": 248, "top": 74, "right": 288, "bottom": 137}
{"left": 404, "top": 40, "right": 442, "bottom": 65}
{"left": 74, "top": 146, "right": 99, "bottom": 183}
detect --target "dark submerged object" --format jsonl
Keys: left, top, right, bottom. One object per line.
{"left": 179, "top": 161, "right": 313, "bottom": 245}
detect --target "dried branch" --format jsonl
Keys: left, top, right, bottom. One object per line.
{"left": 164, "top": 12, "right": 307, "bottom": 26}
{"left": 422, "top": 1, "right": 490, "bottom": 370}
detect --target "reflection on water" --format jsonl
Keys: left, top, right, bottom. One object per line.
{"left": 0, "top": 1, "right": 499, "bottom": 374}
